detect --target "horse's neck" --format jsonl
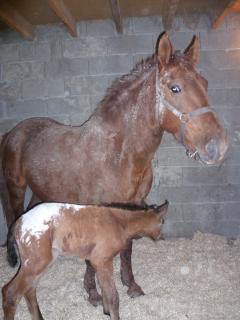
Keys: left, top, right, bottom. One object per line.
{"left": 96, "top": 67, "right": 164, "bottom": 155}
{"left": 116, "top": 211, "right": 154, "bottom": 239}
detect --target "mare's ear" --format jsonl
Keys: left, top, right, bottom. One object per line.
{"left": 184, "top": 35, "right": 200, "bottom": 66}
{"left": 157, "top": 32, "right": 173, "bottom": 66}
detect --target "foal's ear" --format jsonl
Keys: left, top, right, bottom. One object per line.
{"left": 157, "top": 200, "right": 169, "bottom": 218}
{"left": 184, "top": 35, "right": 200, "bottom": 66}
{"left": 156, "top": 32, "right": 173, "bottom": 66}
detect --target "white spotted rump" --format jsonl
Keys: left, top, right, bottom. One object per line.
{"left": 20, "top": 203, "right": 86, "bottom": 243}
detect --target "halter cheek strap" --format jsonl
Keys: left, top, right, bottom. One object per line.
{"left": 156, "top": 73, "right": 215, "bottom": 157}
{"left": 162, "top": 97, "right": 214, "bottom": 146}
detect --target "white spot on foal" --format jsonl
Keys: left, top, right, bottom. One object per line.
{"left": 20, "top": 203, "right": 86, "bottom": 244}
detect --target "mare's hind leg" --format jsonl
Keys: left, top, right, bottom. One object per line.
{"left": 0, "top": 175, "right": 15, "bottom": 229}
{"left": 120, "top": 241, "right": 144, "bottom": 298}
{"left": 7, "top": 182, "right": 26, "bottom": 219}
{"left": 27, "top": 193, "right": 41, "bottom": 210}
{"left": 84, "top": 260, "right": 102, "bottom": 306}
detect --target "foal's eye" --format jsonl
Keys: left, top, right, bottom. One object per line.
{"left": 170, "top": 85, "right": 181, "bottom": 93}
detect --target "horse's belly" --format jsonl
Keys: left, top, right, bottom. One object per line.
{"left": 27, "top": 166, "right": 143, "bottom": 204}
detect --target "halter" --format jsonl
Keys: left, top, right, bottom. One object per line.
{"left": 155, "top": 71, "right": 215, "bottom": 159}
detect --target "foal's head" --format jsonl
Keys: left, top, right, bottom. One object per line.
{"left": 143, "top": 200, "right": 169, "bottom": 241}
{"left": 156, "top": 33, "right": 228, "bottom": 164}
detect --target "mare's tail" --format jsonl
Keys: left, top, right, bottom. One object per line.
{"left": 0, "top": 133, "right": 19, "bottom": 266}
{"left": 0, "top": 133, "right": 15, "bottom": 228}
{"left": 7, "top": 223, "right": 19, "bottom": 267}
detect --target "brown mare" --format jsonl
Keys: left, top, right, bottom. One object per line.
{"left": 0, "top": 33, "right": 228, "bottom": 305}
{"left": 2, "top": 201, "right": 169, "bottom": 320}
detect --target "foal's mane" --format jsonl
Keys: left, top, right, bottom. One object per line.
{"left": 103, "top": 200, "right": 169, "bottom": 213}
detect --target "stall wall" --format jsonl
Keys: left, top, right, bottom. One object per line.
{"left": 0, "top": 15, "right": 240, "bottom": 244}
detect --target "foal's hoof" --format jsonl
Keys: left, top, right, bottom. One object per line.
{"left": 127, "top": 283, "right": 145, "bottom": 298}
{"left": 88, "top": 291, "right": 103, "bottom": 307}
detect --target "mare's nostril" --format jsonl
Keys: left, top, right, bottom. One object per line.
{"left": 205, "top": 137, "right": 219, "bottom": 160}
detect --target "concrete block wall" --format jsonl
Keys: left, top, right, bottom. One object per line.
{"left": 0, "top": 14, "right": 240, "bottom": 244}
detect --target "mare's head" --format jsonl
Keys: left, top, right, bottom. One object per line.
{"left": 156, "top": 33, "right": 228, "bottom": 164}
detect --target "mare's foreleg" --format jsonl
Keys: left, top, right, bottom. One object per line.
{"left": 120, "top": 241, "right": 144, "bottom": 298}
{"left": 95, "top": 260, "right": 119, "bottom": 320}
{"left": 84, "top": 260, "right": 102, "bottom": 306}
{"left": 119, "top": 165, "right": 153, "bottom": 297}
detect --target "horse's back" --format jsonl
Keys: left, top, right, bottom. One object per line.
{"left": 2, "top": 117, "right": 60, "bottom": 152}
{"left": 1, "top": 117, "right": 64, "bottom": 186}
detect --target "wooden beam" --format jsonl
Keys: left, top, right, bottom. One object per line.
{"left": 110, "top": 0, "right": 123, "bottom": 34}
{"left": 0, "top": 0, "right": 35, "bottom": 40}
{"left": 47, "top": 0, "right": 77, "bottom": 37}
{"left": 162, "top": 0, "right": 180, "bottom": 31}
{"left": 212, "top": 0, "right": 240, "bottom": 29}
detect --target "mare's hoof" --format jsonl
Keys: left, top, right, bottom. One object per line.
{"left": 103, "top": 309, "right": 110, "bottom": 316}
{"left": 127, "top": 283, "right": 145, "bottom": 298}
{"left": 88, "top": 291, "right": 103, "bottom": 307}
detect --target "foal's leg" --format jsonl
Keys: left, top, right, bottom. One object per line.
{"left": 2, "top": 276, "right": 20, "bottom": 320}
{"left": 120, "top": 241, "right": 144, "bottom": 298}
{"left": 2, "top": 268, "right": 33, "bottom": 320}
{"left": 94, "top": 260, "right": 119, "bottom": 320}
{"left": 3, "top": 237, "right": 54, "bottom": 320}
{"left": 84, "top": 260, "right": 102, "bottom": 306}
{"left": 24, "top": 287, "right": 44, "bottom": 320}
{"left": 2, "top": 265, "right": 46, "bottom": 320}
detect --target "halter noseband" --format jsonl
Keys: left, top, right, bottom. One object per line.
{"left": 156, "top": 72, "right": 215, "bottom": 159}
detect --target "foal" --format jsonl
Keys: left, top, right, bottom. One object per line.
{"left": 2, "top": 201, "right": 168, "bottom": 320}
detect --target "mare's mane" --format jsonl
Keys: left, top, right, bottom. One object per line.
{"left": 97, "top": 51, "right": 192, "bottom": 116}
{"left": 99, "top": 55, "right": 157, "bottom": 110}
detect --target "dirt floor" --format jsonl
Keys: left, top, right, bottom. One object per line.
{"left": 0, "top": 232, "right": 240, "bottom": 320}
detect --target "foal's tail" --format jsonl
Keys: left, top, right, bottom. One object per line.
{"left": 7, "top": 223, "right": 19, "bottom": 267}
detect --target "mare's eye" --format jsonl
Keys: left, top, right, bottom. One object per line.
{"left": 170, "top": 85, "right": 181, "bottom": 93}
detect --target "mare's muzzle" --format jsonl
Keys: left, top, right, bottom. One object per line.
{"left": 157, "top": 93, "right": 215, "bottom": 159}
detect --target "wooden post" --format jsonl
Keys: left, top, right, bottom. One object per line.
{"left": 163, "top": 0, "right": 180, "bottom": 31}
